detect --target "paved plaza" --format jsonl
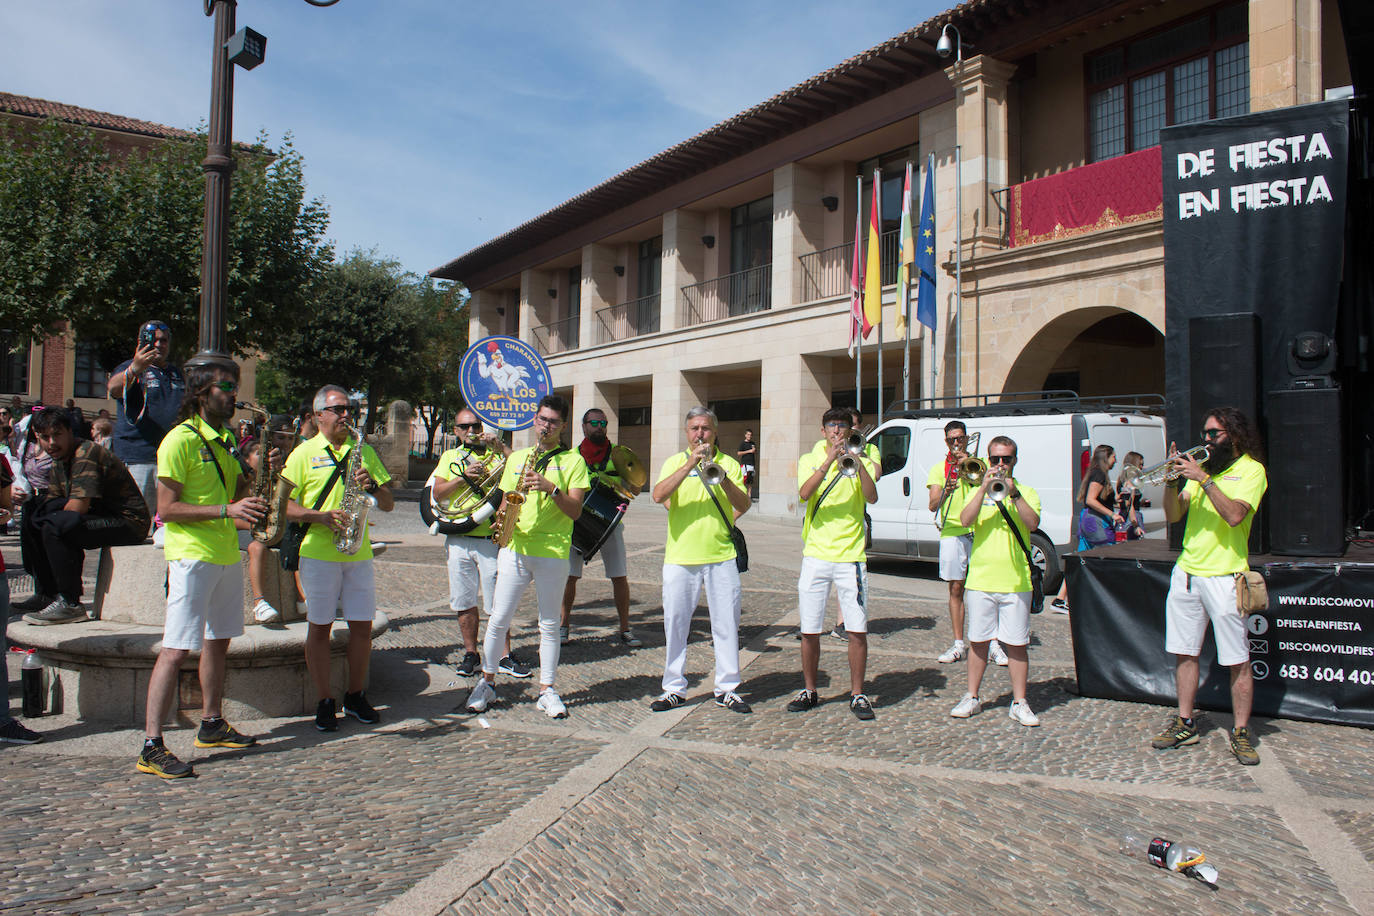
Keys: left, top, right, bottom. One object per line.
{"left": 3, "top": 497, "right": 1373, "bottom": 914}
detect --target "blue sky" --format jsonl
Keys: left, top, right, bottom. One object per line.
{"left": 4, "top": 1, "right": 947, "bottom": 281}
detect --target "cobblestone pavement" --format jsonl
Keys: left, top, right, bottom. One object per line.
{"left": 3, "top": 502, "right": 1373, "bottom": 914}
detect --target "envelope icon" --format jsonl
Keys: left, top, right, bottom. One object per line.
{"left": 1249, "top": 638, "right": 1268, "bottom": 655}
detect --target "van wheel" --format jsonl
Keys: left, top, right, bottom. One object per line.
{"left": 1029, "top": 531, "right": 1063, "bottom": 593}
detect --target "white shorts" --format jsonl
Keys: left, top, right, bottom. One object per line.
{"left": 162, "top": 558, "right": 244, "bottom": 650}
{"left": 797, "top": 556, "right": 868, "bottom": 634}
{"left": 568, "top": 522, "right": 627, "bottom": 579}
{"left": 965, "top": 590, "right": 1031, "bottom": 646}
{"left": 446, "top": 534, "right": 499, "bottom": 612}
{"left": 1165, "top": 565, "right": 1248, "bottom": 666}
{"left": 939, "top": 534, "right": 973, "bottom": 581}
{"left": 299, "top": 557, "right": 376, "bottom": 626}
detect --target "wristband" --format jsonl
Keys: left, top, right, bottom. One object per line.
{"left": 220, "top": 504, "right": 228, "bottom": 519}
{"left": 1202, "top": 477, "right": 1216, "bottom": 491}
{"left": 551, "top": 487, "right": 560, "bottom": 500}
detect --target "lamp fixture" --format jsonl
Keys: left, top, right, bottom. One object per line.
{"left": 701, "top": 235, "right": 715, "bottom": 249}
{"left": 547, "top": 288, "right": 557, "bottom": 298}
{"left": 821, "top": 196, "right": 838, "bottom": 212}
{"left": 614, "top": 265, "right": 625, "bottom": 277}
{"left": 225, "top": 26, "right": 267, "bottom": 70}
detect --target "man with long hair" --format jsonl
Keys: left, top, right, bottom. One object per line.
{"left": 1151, "top": 407, "right": 1267, "bottom": 765}
{"left": 139, "top": 362, "right": 264, "bottom": 779}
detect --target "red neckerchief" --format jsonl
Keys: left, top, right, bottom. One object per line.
{"left": 579, "top": 438, "right": 611, "bottom": 470}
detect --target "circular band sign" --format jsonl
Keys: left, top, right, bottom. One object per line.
{"left": 459, "top": 336, "right": 553, "bottom": 431}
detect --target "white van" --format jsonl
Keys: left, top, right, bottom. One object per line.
{"left": 866, "top": 394, "right": 1168, "bottom": 589}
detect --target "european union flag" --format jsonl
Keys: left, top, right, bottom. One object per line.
{"left": 915, "top": 153, "right": 937, "bottom": 331}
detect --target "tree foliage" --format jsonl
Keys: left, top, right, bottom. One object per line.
{"left": 0, "top": 119, "right": 332, "bottom": 369}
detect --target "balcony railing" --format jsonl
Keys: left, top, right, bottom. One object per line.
{"left": 679, "top": 264, "right": 772, "bottom": 327}
{"left": 797, "top": 229, "right": 901, "bottom": 303}
{"left": 531, "top": 315, "right": 580, "bottom": 355}
{"left": 596, "top": 293, "right": 660, "bottom": 344}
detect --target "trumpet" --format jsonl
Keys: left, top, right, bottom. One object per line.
{"left": 837, "top": 454, "right": 861, "bottom": 478}
{"left": 988, "top": 476, "right": 1013, "bottom": 501}
{"left": 699, "top": 460, "right": 726, "bottom": 487}
{"left": 1135, "top": 444, "right": 1210, "bottom": 487}
{"left": 844, "top": 430, "right": 866, "bottom": 455}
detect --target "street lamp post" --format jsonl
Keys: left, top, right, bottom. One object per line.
{"left": 188, "top": 0, "right": 338, "bottom": 372}
{"left": 937, "top": 23, "right": 964, "bottom": 402}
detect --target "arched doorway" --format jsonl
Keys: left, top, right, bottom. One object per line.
{"left": 1004, "top": 308, "right": 1163, "bottom": 397}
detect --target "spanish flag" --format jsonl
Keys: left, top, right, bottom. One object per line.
{"left": 862, "top": 169, "right": 882, "bottom": 335}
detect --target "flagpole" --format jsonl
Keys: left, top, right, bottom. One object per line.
{"left": 854, "top": 174, "right": 862, "bottom": 414}
{"left": 902, "top": 161, "right": 913, "bottom": 408}
{"left": 954, "top": 142, "right": 963, "bottom": 403}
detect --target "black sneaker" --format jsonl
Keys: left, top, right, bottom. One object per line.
{"left": 194, "top": 719, "right": 257, "bottom": 748}
{"left": 343, "top": 691, "right": 379, "bottom": 724}
{"left": 829, "top": 624, "right": 847, "bottom": 641}
{"left": 649, "top": 693, "right": 685, "bottom": 712}
{"left": 315, "top": 698, "right": 338, "bottom": 732}
{"left": 0, "top": 720, "right": 43, "bottom": 745}
{"left": 714, "top": 691, "right": 752, "bottom": 714}
{"left": 849, "top": 694, "right": 876, "bottom": 721}
{"left": 498, "top": 655, "right": 532, "bottom": 678}
{"left": 786, "top": 689, "right": 819, "bottom": 712}
{"left": 136, "top": 741, "right": 194, "bottom": 779}
{"left": 454, "top": 651, "right": 481, "bottom": 677}
{"left": 12, "top": 593, "right": 55, "bottom": 612}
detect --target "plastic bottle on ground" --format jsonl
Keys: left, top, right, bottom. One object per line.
{"left": 1119, "top": 833, "right": 1219, "bottom": 887}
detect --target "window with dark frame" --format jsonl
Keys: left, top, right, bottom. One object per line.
{"left": 1085, "top": 2, "right": 1248, "bottom": 163}
{"left": 636, "top": 236, "right": 662, "bottom": 299}
{"left": 1, "top": 336, "right": 31, "bottom": 395}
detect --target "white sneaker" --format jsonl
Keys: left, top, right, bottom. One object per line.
{"left": 253, "top": 599, "right": 282, "bottom": 625}
{"left": 949, "top": 694, "right": 982, "bottom": 718}
{"left": 989, "top": 640, "right": 1009, "bottom": 667}
{"left": 1008, "top": 699, "right": 1040, "bottom": 726}
{"left": 465, "top": 679, "right": 496, "bottom": 713}
{"left": 558, "top": 625, "right": 570, "bottom": 644}
{"left": 937, "top": 641, "right": 966, "bottom": 664}
{"left": 536, "top": 690, "right": 568, "bottom": 719}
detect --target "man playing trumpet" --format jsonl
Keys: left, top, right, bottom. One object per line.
{"left": 465, "top": 395, "right": 588, "bottom": 719}
{"left": 788, "top": 408, "right": 879, "bottom": 719}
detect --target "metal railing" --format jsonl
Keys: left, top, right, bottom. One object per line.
{"left": 531, "top": 315, "right": 580, "bottom": 355}
{"left": 596, "top": 293, "right": 660, "bottom": 344}
{"left": 797, "top": 229, "right": 901, "bottom": 303}
{"left": 679, "top": 263, "right": 772, "bottom": 327}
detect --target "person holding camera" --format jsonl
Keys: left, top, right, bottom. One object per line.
{"left": 107, "top": 320, "right": 186, "bottom": 515}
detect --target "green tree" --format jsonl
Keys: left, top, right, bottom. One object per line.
{"left": 0, "top": 119, "right": 332, "bottom": 369}
{"left": 407, "top": 282, "right": 469, "bottom": 457}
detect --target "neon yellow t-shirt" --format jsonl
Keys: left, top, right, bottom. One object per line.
{"left": 926, "top": 460, "right": 973, "bottom": 537}
{"left": 798, "top": 449, "right": 875, "bottom": 562}
{"left": 1178, "top": 454, "right": 1267, "bottom": 576}
{"left": 282, "top": 433, "right": 393, "bottom": 563}
{"left": 964, "top": 483, "right": 1042, "bottom": 593}
{"left": 157, "top": 415, "right": 243, "bottom": 565}
{"left": 659, "top": 449, "right": 744, "bottom": 565}
{"left": 498, "top": 447, "right": 589, "bottom": 559}
{"left": 432, "top": 445, "right": 502, "bottom": 537}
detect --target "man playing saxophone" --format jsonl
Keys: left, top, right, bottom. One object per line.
{"left": 465, "top": 395, "right": 588, "bottom": 719}
{"left": 433, "top": 408, "right": 524, "bottom": 680}
{"left": 281, "top": 385, "right": 394, "bottom": 732}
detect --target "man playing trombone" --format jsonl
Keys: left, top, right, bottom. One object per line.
{"left": 788, "top": 408, "right": 879, "bottom": 720}
{"left": 1151, "top": 407, "right": 1267, "bottom": 765}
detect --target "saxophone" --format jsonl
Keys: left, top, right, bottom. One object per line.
{"left": 490, "top": 441, "right": 549, "bottom": 549}
{"left": 334, "top": 422, "right": 373, "bottom": 555}
{"left": 238, "top": 402, "right": 293, "bottom": 547}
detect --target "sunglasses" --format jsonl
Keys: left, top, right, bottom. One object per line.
{"left": 455, "top": 422, "right": 481, "bottom": 430}
{"left": 1201, "top": 428, "right": 1224, "bottom": 440}
{"left": 320, "top": 405, "right": 350, "bottom": 417}
{"left": 586, "top": 419, "right": 608, "bottom": 428}
{"left": 212, "top": 381, "right": 238, "bottom": 393}
{"left": 988, "top": 454, "right": 1015, "bottom": 465}
{"left": 946, "top": 435, "right": 968, "bottom": 444}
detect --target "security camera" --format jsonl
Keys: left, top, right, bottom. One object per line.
{"left": 936, "top": 23, "right": 959, "bottom": 61}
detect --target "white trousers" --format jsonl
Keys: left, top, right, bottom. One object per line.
{"left": 661, "top": 561, "right": 742, "bottom": 697}
{"left": 484, "top": 549, "right": 569, "bottom": 685}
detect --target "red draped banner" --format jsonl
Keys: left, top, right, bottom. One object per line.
{"left": 1010, "top": 146, "right": 1162, "bottom": 247}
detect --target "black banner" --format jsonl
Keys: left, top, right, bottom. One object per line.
{"left": 1162, "top": 101, "right": 1348, "bottom": 441}
{"left": 1069, "top": 542, "right": 1374, "bottom": 727}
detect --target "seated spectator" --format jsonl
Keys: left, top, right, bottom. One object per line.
{"left": 19, "top": 409, "right": 152, "bottom": 625}
{"left": 1, "top": 453, "right": 42, "bottom": 744}
{"left": 92, "top": 417, "right": 114, "bottom": 450}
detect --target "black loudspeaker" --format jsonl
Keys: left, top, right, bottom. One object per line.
{"left": 1267, "top": 386, "right": 1345, "bottom": 556}
{"left": 1188, "top": 314, "right": 1260, "bottom": 426}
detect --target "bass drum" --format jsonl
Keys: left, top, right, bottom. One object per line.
{"left": 571, "top": 480, "right": 629, "bottom": 561}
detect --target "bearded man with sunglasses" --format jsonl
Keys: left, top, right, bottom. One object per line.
{"left": 1151, "top": 407, "right": 1267, "bottom": 765}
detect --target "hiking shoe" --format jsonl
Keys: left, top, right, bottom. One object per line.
{"left": 498, "top": 655, "right": 532, "bottom": 678}
{"left": 0, "top": 720, "right": 43, "bottom": 745}
{"left": 715, "top": 691, "right": 752, "bottom": 714}
{"left": 136, "top": 742, "right": 194, "bottom": 779}
{"left": 989, "top": 640, "right": 1009, "bottom": 667}
{"left": 650, "top": 693, "right": 685, "bottom": 712}
{"left": 829, "top": 624, "right": 847, "bottom": 641}
{"left": 619, "top": 629, "right": 643, "bottom": 647}
{"left": 315, "top": 698, "right": 339, "bottom": 732}
{"left": 1150, "top": 714, "right": 1200, "bottom": 750}
{"left": 194, "top": 719, "right": 257, "bottom": 748}
{"left": 1049, "top": 598, "right": 1069, "bottom": 615}
{"left": 950, "top": 694, "right": 982, "bottom": 718}
{"left": 558, "top": 625, "right": 570, "bottom": 644}
{"left": 253, "top": 598, "right": 282, "bottom": 626}
{"left": 466, "top": 679, "right": 496, "bottom": 713}
{"left": 1008, "top": 699, "right": 1040, "bottom": 727}
{"left": 850, "top": 694, "right": 876, "bottom": 721}
{"left": 454, "top": 651, "right": 481, "bottom": 677}
{"left": 786, "top": 689, "right": 819, "bottom": 712}
{"left": 12, "top": 593, "right": 54, "bottom": 612}
{"left": 536, "top": 690, "right": 568, "bottom": 719}
{"left": 343, "top": 691, "right": 379, "bottom": 724}
{"left": 1229, "top": 727, "right": 1260, "bottom": 765}
{"left": 23, "top": 597, "right": 87, "bottom": 626}
{"left": 937, "top": 641, "right": 966, "bottom": 664}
